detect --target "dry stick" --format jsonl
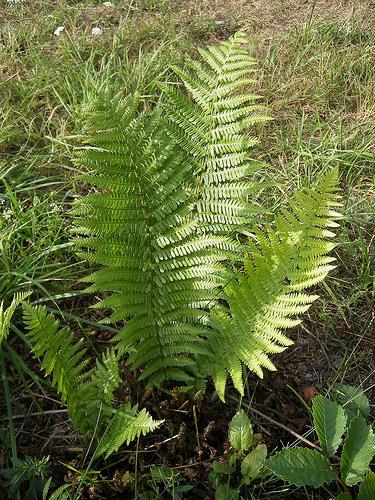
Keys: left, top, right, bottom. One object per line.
{"left": 9, "top": 409, "right": 68, "bottom": 419}
{"left": 193, "top": 404, "right": 201, "bottom": 453}
{"left": 145, "top": 433, "right": 180, "bottom": 450}
{"left": 230, "top": 397, "right": 341, "bottom": 462}
{"left": 169, "top": 456, "right": 226, "bottom": 470}
{"left": 1, "top": 71, "right": 20, "bottom": 84}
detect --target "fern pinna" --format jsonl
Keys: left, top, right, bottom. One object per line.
{"left": 73, "top": 32, "right": 341, "bottom": 399}
{"left": 22, "top": 304, "right": 161, "bottom": 457}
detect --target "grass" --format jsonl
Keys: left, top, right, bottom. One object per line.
{"left": 0, "top": 0, "right": 374, "bottom": 498}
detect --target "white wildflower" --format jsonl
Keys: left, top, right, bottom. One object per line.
{"left": 103, "top": 1, "right": 114, "bottom": 6}
{"left": 50, "top": 203, "right": 61, "bottom": 214}
{"left": 54, "top": 26, "right": 65, "bottom": 36}
{"left": 91, "top": 27, "right": 103, "bottom": 36}
{"left": 3, "top": 209, "right": 13, "bottom": 221}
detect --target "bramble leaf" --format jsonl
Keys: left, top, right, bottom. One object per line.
{"left": 312, "top": 394, "right": 347, "bottom": 456}
{"left": 334, "top": 384, "right": 370, "bottom": 422}
{"left": 215, "top": 484, "right": 240, "bottom": 500}
{"left": 212, "top": 461, "right": 236, "bottom": 475}
{"left": 241, "top": 443, "right": 267, "bottom": 484}
{"left": 358, "top": 472, "right": 375, "bottom": 500}
{"left": 265, "top": 447, "right": 335, "bottom": 487}
{"left": 341, "top": 416, "right": 375, "bottom": 486}
{"left": 228, "top": 410, "right": 253, "bottom": 453}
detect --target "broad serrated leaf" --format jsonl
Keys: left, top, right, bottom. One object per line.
{"left": 215, "top": 484, "right": 240, "bottom": 500}
{"left": 341, "top": 416, "right": 375, "bottom": 486}
{"left": 228, "top": 410, "right": 253, "bottom": 453}
{"left": 358, "top": 472, "right": 375, "bottom": 500}
{"left": 241, "top": 443, "right": 267, "bottom": 484}
{"left": 265, "top": 447, "right": 335, "bottom": 487}
{"left": 312, "top": 395, "right": 347, "bottom": 456}
{"left": 213, "top": 461, "right": 236, "bottom": 475}
{"left": 334, "top": 384, "right": 370, "bottom": 422}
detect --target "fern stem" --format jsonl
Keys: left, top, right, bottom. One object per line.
{"left": 136, "top": 171, "right": 165, "bottom": 365}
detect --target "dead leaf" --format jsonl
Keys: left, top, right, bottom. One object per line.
{"left": 302, "top": 386, "right": 320, "bottom": 404}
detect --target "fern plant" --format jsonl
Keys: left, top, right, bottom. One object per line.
{"left": 73, "top": 32, "right": 342, "bottom": 401}
{"left": 207, "top": 168, "right": 341, "bottom": 398}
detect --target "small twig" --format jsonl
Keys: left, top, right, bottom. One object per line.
{"left": 169, "top": 455, "right": 225, "bottom": 470}
{"left": 30, "top": 392, "right": 61, "bottom": 404}
{"left": 2, "top": 71, "right": 20, "bottom": 84}
{"left": 177, "top": 400, "right": 190, "bottom": 411}
{"left": 145, "top": 433, "right": 180, "bottom": 450}
{"left": 193, "top": 404, "right": 201, "bottom": 452}
{"left": 9, "top": 409, "right": 68, "bottom": 419}
{"left": 258, "top": 424, "right": 272, "bottom": 437}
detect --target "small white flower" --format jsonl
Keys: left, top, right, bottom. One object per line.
{"left": 54, "top": 26, "right": 65, "bottom": 36}
{"left": 103, "top": 1, "right": 114, "bottom": 6}
{"left": 50, "top": 203, "right": 61, "bottom": 214}
{"left": 91, "top": 27, "right": 103, "bottom": 36}
{"left": 3, "top": 209, "right": 13, "bottom": 221}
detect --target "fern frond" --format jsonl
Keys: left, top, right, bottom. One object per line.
{"left": 162, "top": 31, "right": 270, "bottom": 241}
{"left": 206, "top": 169, "right": 342, "bottom": 400}
{"left": 22, "top": 305, "right": 158, "bottom": 455}
{"left": 0, "top": 291, "right": 31, "bottom": 345}
{"left": 22, "top": 303, "right": 93, "bottom": 430}
{"left": 73, "top": 94, "right": 228, "bottom": 386}
{"left": 95, "top": 403, "right": 163, "bottom": 459}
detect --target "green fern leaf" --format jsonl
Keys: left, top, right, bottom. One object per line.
{"left": 207, "top": 168, "right": 341, "bottom": 398}
{"left": 0, "top": 291, "right": 31, "bottom": 345}
{"left": 22, "top": 305, "right": 158, "bottom": 454}
{"left": 95, "top": 403, "right": 163, "bottom": 459}
{"left": 162, "top": 31, "right": 269, "bottom": 243}
{"left": 73, "top": 94, "right": 231, "bottom": 386}
{"left": 23, "top": 303, "right": 93, "bottom": 430}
